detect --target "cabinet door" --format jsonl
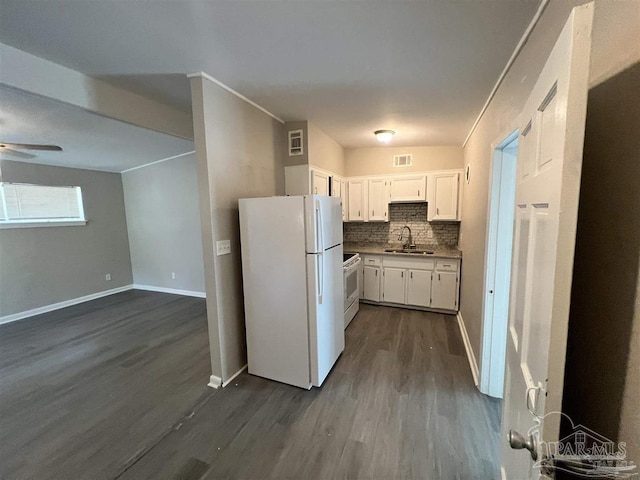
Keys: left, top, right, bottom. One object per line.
{"left": 311, "top": 170, "right": 330, "bottom": 196}
{"left": 406, "top": 269, "right": 432, "bottom": 307}
{"left": 331, "top": 176, "right": 341, "bottom": 197}
{"left": 431, "top": 173, "right": 459, "bottom": 220}
{"left": 367, "top": 178, "right": 388, "bottom": 222}
{"left": 431, "top": 271, "right": 458, "bottom": 310}
{"left": 340, "top": 180, "right": 348, "bottom": 221}
{"left": 382, "top": 267, "right": 406, "bottom": 304}
{"left": 363, "top": 265, "right": 380, "bottom": 302}
{"left": 348, "top": 180, "right": 366, "bottom": 221}
{"left": 390, "top": 176, "right": 426, "bottom": 202}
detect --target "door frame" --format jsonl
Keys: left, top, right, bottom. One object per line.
{"left": 479, "top": 128, "right": 519, "bottom": 398}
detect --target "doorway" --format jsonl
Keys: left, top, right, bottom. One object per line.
{"left": 479, "top": 130, "right": 518, "bottom": 398}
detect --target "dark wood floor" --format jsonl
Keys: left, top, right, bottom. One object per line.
{"left": 0, "top": 290, "right": 211, "bottom": 480}
{"left": 1, "top": 295, "right": 502, "bottom": 479}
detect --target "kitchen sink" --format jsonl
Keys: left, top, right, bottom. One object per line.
{"left": 384, "top": 248, "right": 434, "bottom": 255}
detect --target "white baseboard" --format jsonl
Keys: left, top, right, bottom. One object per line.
{"left": 208, "top": 374, "right": 222, "bottom": 389}
{"left": 457, "top": 311, "right": 480, "bottom": 387}
{"left": 0, "top": 284, "right": 134, "bottom": 326}
{"left": 133, "top": 284, "right": 206, "bottom": 298}
{"left": 222, "top": 364, "right": 247, "bottom": 387}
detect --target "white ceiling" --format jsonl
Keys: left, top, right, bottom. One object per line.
{"left": 0, "top": 86, "right": 194, "bottom": 173}
{"left": 0, "top": 0, "right": 541, "bottom": 147}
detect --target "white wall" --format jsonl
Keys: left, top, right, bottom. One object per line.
{"left": 345, "top": 146, "right": 463, "bottom": 177}
{"left": 308, "top": 122, "right": 345, "bottom": 176}
{"left": 459, "top": 0, "right": 640, "bottom": 370}
{"left": 122, "top": 153, "right": 205, "bottom": 296}
{"left": 190, "top": 73, "right": 285, "bottom": 384}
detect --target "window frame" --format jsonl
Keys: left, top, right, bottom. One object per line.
{"left": 0, "top": 182, "right": 87, "bottom": 229}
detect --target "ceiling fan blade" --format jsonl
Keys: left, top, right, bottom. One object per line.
{"left": 0, "top": 147, "right": 37, "bottom": 159}
{"left": 0, "top": 142, "right": 62, "bottom": 151}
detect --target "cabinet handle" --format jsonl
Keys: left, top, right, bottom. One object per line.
{"left": 372, "top": 210, "right": 374, "bottom": 216}
{"left": 418, "top": 189, "right": 420, "bottom": 196}
{"left": 437, "top": 207, "right": 440, "bottom": 215}
{"left": 401, "top": 271, "right": 404, "bottom": 278}
{"left": 375, "top": 270, "right": 378, "bottom": 277}
{"left": 410, "top": 272, "right": 413, "bottom": 279}
{"left": 358, "top": 210, "right": 360, "bottom": 217}
{"left": 439, "top": 274, "right": 441, "bottom": 281}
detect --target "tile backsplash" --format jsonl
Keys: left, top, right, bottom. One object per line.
{"left": 343, "top": 203, "right": 459, "bottom": 247}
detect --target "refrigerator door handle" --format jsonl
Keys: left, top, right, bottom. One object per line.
{"left": 318, "top": 253, "right": 324, "bottom": 304}
{"left": 316, "top": 199, "right": 324, "bottom": 252}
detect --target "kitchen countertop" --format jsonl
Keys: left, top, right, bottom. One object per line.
{"left": 344, "top": 242, "right": 462, "bottom": 259}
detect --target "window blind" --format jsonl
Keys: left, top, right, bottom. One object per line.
{"left": 0, "top": 183, "right": 84, "bottom": 222}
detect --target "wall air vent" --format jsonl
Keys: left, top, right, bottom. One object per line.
{"left": 393, "top": 154, "right": 413, "bottom": 167}
{"left": 288, "top": 129, "right": 303, "bottom": 156}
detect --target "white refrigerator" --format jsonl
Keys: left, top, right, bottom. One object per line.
{"left": 239, "top": 195, "right": 344, "bottom": 389}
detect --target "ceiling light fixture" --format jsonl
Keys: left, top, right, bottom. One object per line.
{"left": 374, "top": 130, "right": 395, "bottom": 143}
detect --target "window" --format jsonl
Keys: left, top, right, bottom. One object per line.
{"left": 0, "top": 182, "right": 86, "bottom": 228}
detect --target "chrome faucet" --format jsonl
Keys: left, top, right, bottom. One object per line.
{"left": 398, "top": 226, "right": 413, "bottom": 249}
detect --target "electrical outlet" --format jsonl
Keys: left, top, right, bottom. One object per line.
{"left": 105, "top": 274, "right": 111, "bottom": 281}
{"left": 216, "top": 240, "right": 231, "bottom": 256}
{"left": 171, "top": 272, "right": 176, "bottom": 280}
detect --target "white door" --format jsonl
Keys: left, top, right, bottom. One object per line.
{"left": 368, "top": 178, "right": 388, "bottom": 221}
{"left": 390, "top": 175, "right": 426, "bottom": 202}
{"left": 304, "top": 195, "right": 342, "bottom": 253}
{"left": 382, "top": 267, "right": 405, "bottom": 304}
{"left": 406, "top": 269, "right": 431, "bottom": 307}
{"left": 363, "top": 265, "right": 380, "bottom": 302}
{"left": 501, "top": 5, "right": 593, "bottom": 479}
{"left": 430, "top": 271, "right": 457, "bottom": 310}
{"left": 431, "top": 173, "right": 459, "bottom": 220}
{"left": 311, "top": 170, "right": 329, "bottom": 196}
{"left": 306, "top": 244, "right": 345, "bottom": 387}
{"left": 347, "top": 180, "right": 365, "bottom": 221}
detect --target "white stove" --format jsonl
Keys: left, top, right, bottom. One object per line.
{"left": 343, "top": 253, "right": 361, "bottom": 328}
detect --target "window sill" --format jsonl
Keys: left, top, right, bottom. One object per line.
{"left": 0, "top": 220, "right": 88, "bottom": 229}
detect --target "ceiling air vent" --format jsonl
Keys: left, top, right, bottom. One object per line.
{"left": 393, "top": 154, "right": 413, "bottom": 168}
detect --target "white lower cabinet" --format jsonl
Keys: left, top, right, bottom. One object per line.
{"left": 406, "top": 269, "right": 432, "bottom": 307}
{"left": 363, "top": 265, "right": 381, "bottom": 302}
{"left": 362, "top": 255, "right": 382, "bottom": 301}
{"left": 382, "top": 267, "right": 406, "bottom": 304}
{"left": 361, "top": 255, "right": 459, "bottom": 312}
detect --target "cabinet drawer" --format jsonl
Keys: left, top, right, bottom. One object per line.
{"left": 435, "top": 260, "right": 458, "bottom": 272}
{"left": 362, "top": 255, "right": 381, "bottom": 267}
{"left": 383, "top": 256, "right": 435, "bottom": 271}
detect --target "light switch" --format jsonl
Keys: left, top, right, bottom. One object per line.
{"left": 216, "top": 240, "right": 231, "bottom": 256}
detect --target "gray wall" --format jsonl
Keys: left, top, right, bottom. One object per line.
{"left": 561, "top": 62, "right": 640, "bottom": 465}
{"left": 122, "top": 153, "right": 205, "bottom": 294}
{"left": 0, "top": 160, "right": 133, "bottom": 317}
{"left": 458, "top": 0, "right": 640, "bottom": 369}
{"left": 308, "top": 122, "right": 345, "bottom": 176}
{"left": 190, "top": 75, "right": 285, "bottom": 383}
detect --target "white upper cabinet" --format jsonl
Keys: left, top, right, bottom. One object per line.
{"left": 340, "top": 179, "right": 348, "bottom": 222}
{"left": 367, "top": 178, "right": 388, "bottom": 222}
{"left": 330, "top": 176, "right": 341, "bottom": 197}
{"left": 428, "top": 172, "right": 460, "bottom": 221}
{"left": 311, "top": 170, "right": 330, "bottom": 196}
{"left": 389, "top": 175, "right": 426, "bottom": 202}
{"left": 347, "top": 179, "right": 366, "bottom": 221}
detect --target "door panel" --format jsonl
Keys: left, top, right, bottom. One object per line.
{"left": 368, "top": 179, "right": 388, "bottom": 221}
{"left": 406, "top": 269, "right": 431, "bottom": 307}
{"left": 307, "top": 245, "right": 344, "bottom": 387}
{"left": 348, "top": 180, "right": 365, "bottom": 221}
{"left": 363, "top": 265, "right": 380, "bottom": 302}
{"left": 501, "top": 5, "right": 593, "bottom": 478}
{"left": 382, "top": 267, "right": 405, "bottom": 304}
{"left": 431, "top": 271, "right": 457, "bottom": 310}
